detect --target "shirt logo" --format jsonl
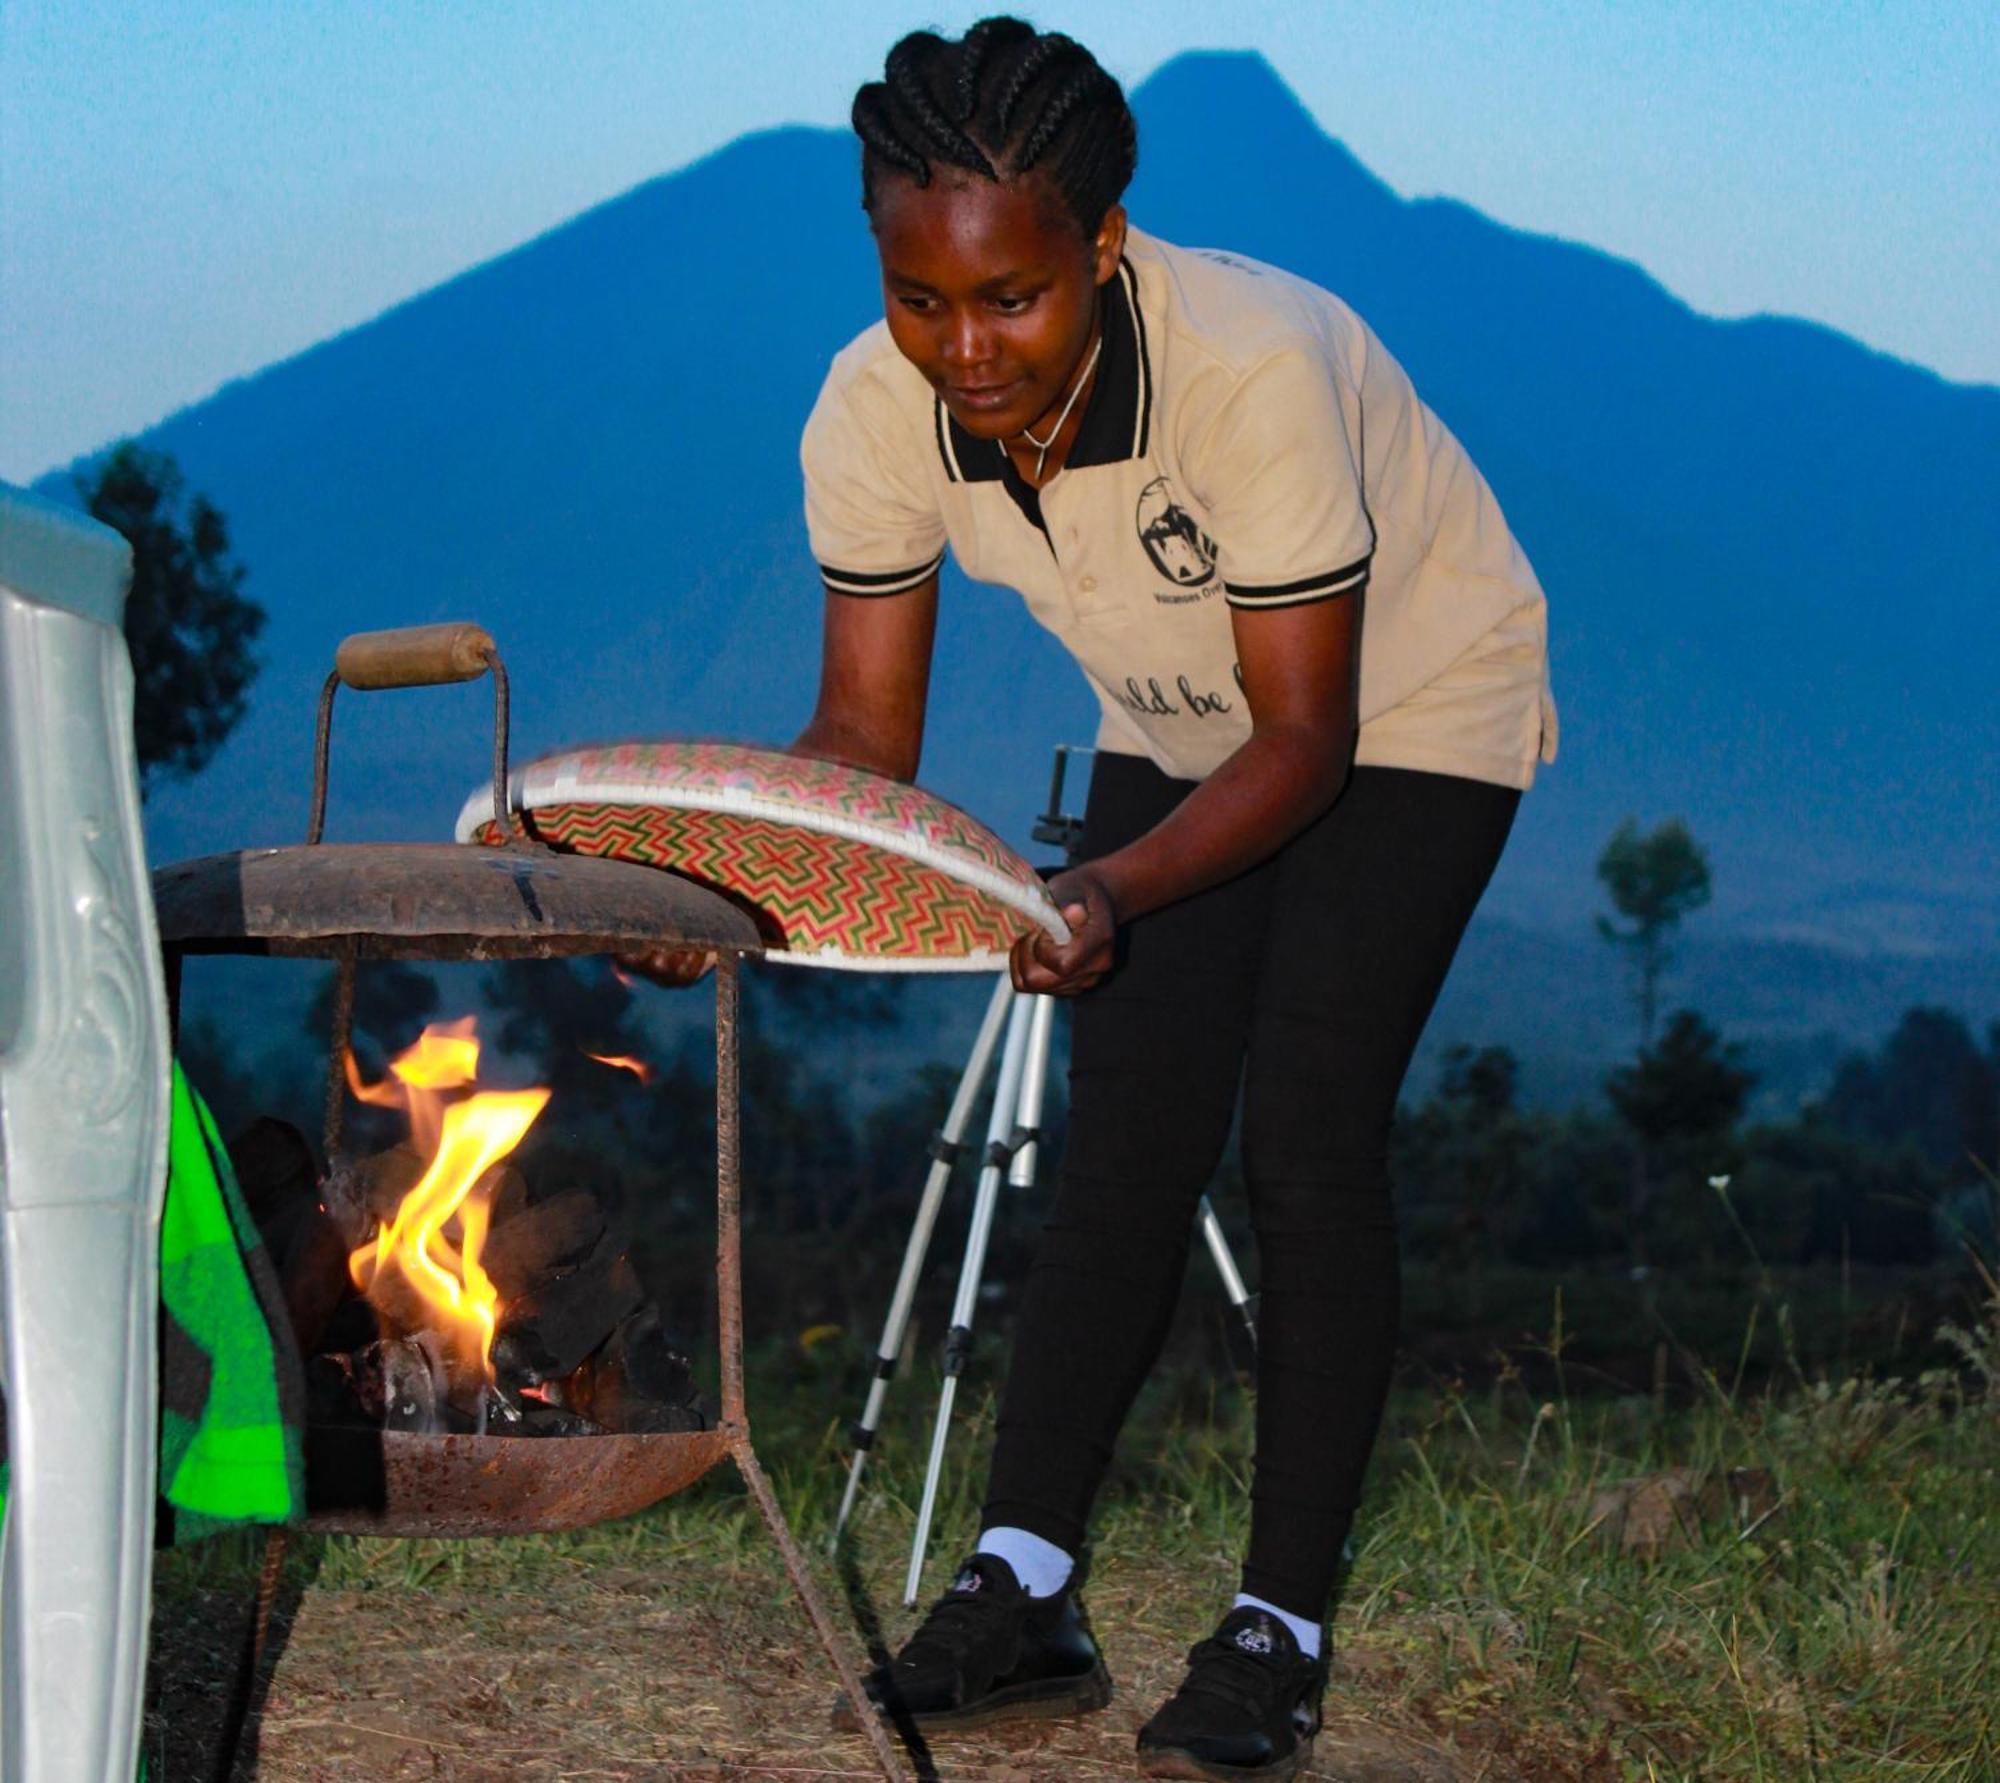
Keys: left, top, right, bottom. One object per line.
{"left": 1136, "top": 477, "right": 1218, "bottom": 588}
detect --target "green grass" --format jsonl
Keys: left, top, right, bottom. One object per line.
{"left": 1342, "top": 1366, "right": 1996, "bottom": 1777}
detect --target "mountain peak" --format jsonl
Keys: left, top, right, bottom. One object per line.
{"left": 1133, "top": 48, "right": 1306, "bottom": 118}
{"left": 1130, "top": 50, "right": 1391, "bottom": 207}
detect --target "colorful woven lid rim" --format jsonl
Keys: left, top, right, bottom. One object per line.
{"left": 745, "top": 942, "right": 1010, "bottom": 974}
{"left": 451, "top": 752, "right": 1068, "bottom": 951}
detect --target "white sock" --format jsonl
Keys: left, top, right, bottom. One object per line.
{"left": 975, "top": 1526, "right": 1075, "bottom": 1598}
{"left": 1232, "top": 1593, "right": 1322, "bottom": 1658}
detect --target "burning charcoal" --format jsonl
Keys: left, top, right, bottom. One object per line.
{"left": 479, "top": 1187, "right": 605, "bottom": 1300}
{"left": 465, "top": 1382, "right": 528, "bottom": 1436}
{"left": 490, "top": 1246, "right": 643, "bottom": 1390}
{"left": 320, "top": 1144, "right": 426, "bottom": 1248}
{"left": 511, "top": 1399, "right": 609, "bottom": 1439}
{"left": 338, "top": 1334, "right": 451, "bottom": 1433}
{"left": 357, "top": 1144, "right": 428, "bottom": 1219}
{"left": 322, "top": 1143, "right": 436, "bottom": 1239}
{"left": 560, "top": 1303, "right": 711, "bottom": 1434}
{"left": 318, "top": 1162, "right": 371, "bottom": 1252}
{"left": 344, "top": 1250, "right": 435, "bottom": 1344}
{"left": 489, "top": 1326, "right": 566, "bottom": 1395}
{"left": 479, "top": 1162, "right": 531, "bottom": 1230}
{"left": 464, "top": 1160, "right": 527, "bottom": 1235}
{"left": 439, "top": 1360, "right": 496, "bottom": 1430}
{"left": 461, "top": 1377, "right": 606, "bottom": 1437}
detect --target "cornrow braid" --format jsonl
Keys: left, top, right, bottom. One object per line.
{"left": 851, "top": 88, "right": 931, "bottom": 186}
{"left": 852, "top": 15, "right": 1137, "bottom": 238}
{"left": 951, "top": 15, "right": 1026, "bottom": 124}
{"left": 1015, "top": 62, "right": 1112, "bottom": 172}
{"left": 991, "top": 33, "right": 1068, "bottom": 138}
{"left": 886, "top": 31, "right": 996, "bottom": 179}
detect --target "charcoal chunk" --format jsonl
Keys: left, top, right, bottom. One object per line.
{"left": 489, "top": 1242, "right": 642, "bottom": 1390}
{"left": 320, "top": 1335, "right": 451, "bottom": 1434}
{"left": 479, "top": 1188, "right": 605, "bottom": 1299}
{"left": 561, "top": 1303, "right": 711, "bottom": 1434}
{"left": 321, "top": 1144, "right": 427, "bottom": 1244}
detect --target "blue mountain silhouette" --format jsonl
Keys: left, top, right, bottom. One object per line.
{"left": 40, "top": 53, "right": 1999, "bottom": 1010}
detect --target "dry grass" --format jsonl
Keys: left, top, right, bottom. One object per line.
{"left": 148, "top": 1275, "right": 1999, "bottom": 1782}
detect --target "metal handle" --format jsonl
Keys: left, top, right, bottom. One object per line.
{"left": 306, "top": 623, "right": 516, "bottom": 845}
{"left": 335, "top": 622, "right": 496, "bottom": 690}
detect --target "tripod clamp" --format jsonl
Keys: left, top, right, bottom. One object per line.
{"left": 986, "top": 1124, "right": 1039, "bottom": 1168}
{"left": 942, "top": 1324, "right": 976, "bottom": 1378}
{"left": 1029, "top": 744, "right": 1095, "bottom": 864}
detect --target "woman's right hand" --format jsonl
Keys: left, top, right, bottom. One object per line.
{"left": 613, "top": 946, "right": 717, "bottom": 989}
{"left": 1011, "top": 866, "right": 1118, "bottom": 997}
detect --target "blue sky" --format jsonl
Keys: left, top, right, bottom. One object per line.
{"left": 4, "top": 0, "right": 1994, "bottom": 481}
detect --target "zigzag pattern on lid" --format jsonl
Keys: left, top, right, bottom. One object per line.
{"left": 457, "top": 741, "right": 1065, "bottom": 971}
{"left": 551, "top": 742, "right": 1035, "bottom": 885}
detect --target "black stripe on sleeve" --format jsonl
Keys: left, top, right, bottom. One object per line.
{"left": 819, "top": 549, "right": 945, "bottom": 597}
{"left": 1223, "top": 553, "right": 1371, "bottom": 608}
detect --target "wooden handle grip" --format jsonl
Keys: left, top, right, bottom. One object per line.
{"left": 335, "top": 623, "right": 496, "bottom": 690}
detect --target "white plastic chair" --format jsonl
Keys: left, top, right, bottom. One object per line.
{"left": 0, "top": 481, "right": 169, "bottom": 1782}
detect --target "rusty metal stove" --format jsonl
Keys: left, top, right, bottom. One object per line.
{"left": 153, "top": 624, "right": 906, "bottom": 1781}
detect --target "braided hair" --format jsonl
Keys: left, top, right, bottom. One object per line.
{"left": 852, "top": 17, "right": 1137, "bottom": 237}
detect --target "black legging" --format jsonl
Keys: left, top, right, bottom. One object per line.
{"left": 981, "top": 753, "right": 1519, "bottom": 1619}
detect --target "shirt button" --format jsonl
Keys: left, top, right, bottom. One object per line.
{"left": 1079, "top": 575, "right": 1098, "bottom": 593}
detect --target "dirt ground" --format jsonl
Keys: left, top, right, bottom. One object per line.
{"left": 149, "top": 1545, "right": 1557, "bottom": 1783}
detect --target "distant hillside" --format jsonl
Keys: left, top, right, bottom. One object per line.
{"left": 38, "top": 52, "right": 2000, "bottom": 1073}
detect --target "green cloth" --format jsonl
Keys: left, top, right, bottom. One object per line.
{"left": 0, "top": 1063, "right": 304, "bottom": 1543}
{"left": 155, "top": 1061, "right": 304, "bottom": 1541}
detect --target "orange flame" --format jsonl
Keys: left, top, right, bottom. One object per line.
{"left": 585, "top": 1050, "right": 654, "bottom": 1086}
{"left": 347, "top": 1019, "right": 547, "bottom": 1369}
{"left": 345, "top": 1015, "right": 483, "bottom": 1156}
{"left": 391, "top": 1016, "right": 480, "bottom": 1088}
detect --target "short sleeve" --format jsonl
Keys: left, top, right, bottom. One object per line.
{"left": 1189, "top": 346, "right": 1375, "bottom": 610}
{"left": 800, "top": 328, "right": 949, "bottom": 597}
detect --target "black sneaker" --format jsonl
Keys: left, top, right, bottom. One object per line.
{"left": 832, "top": 1553, "right": 1112, "bottom": 1733}
{"left": 1136, "top": 1608, "right": 1327, "bottom": 1781}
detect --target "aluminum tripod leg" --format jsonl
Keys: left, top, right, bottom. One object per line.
{"left": 1198, "top": 1194, "right": 1258, "bottom": 1351}
{"left": 831, "top": 972, "right": 1015, "bottom": 1545}
{"left": 904, "top": 993, "right": 1050, "bottom": 1606}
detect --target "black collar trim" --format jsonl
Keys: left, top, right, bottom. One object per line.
{"left": 934, "top": 256, "right": 1152, "bottom": 485}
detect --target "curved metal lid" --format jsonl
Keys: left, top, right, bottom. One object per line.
{"left": 153, "top": 842, "right": 761, "bottom": 961}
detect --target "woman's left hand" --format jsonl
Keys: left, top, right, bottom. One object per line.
{"left": 1011, "top": 866, "right": 1118, "bottom": 996}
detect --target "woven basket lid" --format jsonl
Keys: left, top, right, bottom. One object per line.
{"left": 455, "top": 740, "right": 1067, "bottom": 972}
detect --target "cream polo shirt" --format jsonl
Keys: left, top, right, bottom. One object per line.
{"left": 801, "top": 227, "right": 1557, "bottom": 791}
